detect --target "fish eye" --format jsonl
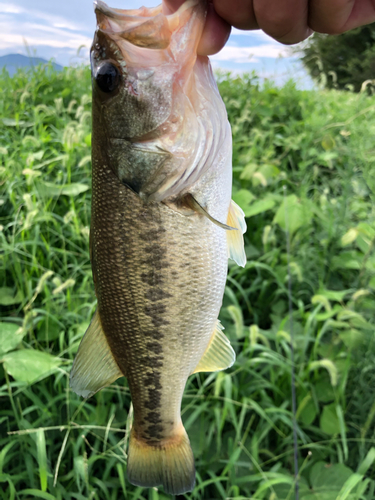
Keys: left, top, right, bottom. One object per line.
{"left": 95, "top": 62, "right": 120, "bottom": 93}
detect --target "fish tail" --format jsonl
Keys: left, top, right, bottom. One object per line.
{"left": 127, "top": 425, "right": 195, "bottom": 495}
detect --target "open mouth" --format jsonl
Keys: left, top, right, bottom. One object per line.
{"left": 93, "top": 0, "right": 199, "bottom": 50}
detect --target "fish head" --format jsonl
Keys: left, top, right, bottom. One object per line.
{"left": 91, "top": 0, "right": 206, "bottom": 142}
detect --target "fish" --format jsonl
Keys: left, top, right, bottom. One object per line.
{"left": 70, "top": 0, "right": 246, "bottom": 495}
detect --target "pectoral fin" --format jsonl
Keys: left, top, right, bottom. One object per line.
{"left": 227, "top": 200, "right": 247, "bottom": 267}
{"left": 181, "top": 194, "right": 237, "bottom": 231}
{"left": 191, "top": 320, "right": 235, "bottom": 374}
{"left": 70, "top": 310, "right": 123, "bottom": 398}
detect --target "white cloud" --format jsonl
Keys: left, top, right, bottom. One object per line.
{"left": 0, "top": 3, "right": 24, "bottom": 14}
{"left": 0, "top": 2, "right": 92, "bottom": 59}
{"left": 231, "top": 27, "right": 275, "bottom": 42}
{"left": 211, "top": 44, "right": 294, "bottom": 63}
{"left": 0, "top": 27, "right": 92, "bottom": 51}
{"left": 30, "top": 10, "right": 90, "bottom": 32}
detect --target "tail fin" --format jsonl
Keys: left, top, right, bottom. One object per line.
{"left": 127, "top": 426, "right": 195, "bottom": 495}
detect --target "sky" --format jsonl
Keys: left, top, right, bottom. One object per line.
{"left": 0, "top": 0, "right": 313, "bottom": 88}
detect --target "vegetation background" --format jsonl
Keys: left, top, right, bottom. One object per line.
{"left": 300, "top": 21, "right": 375, "bottom": 92}
{"left": 1, "top": 36, "right": 375, "bottom": 499}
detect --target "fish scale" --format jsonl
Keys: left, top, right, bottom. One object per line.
{"left": 91, "top": 155, "right": 227, "bottom": 439}
{"left": 70, "top": 0, "right": 246, "bottom": 494}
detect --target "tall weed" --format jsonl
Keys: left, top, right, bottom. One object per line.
{"left": 0, "top": 66, "right": 374, "bottom": 499}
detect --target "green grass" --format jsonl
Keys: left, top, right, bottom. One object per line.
{"left": 1, "top": 64, "right": 375, "bottom": 499}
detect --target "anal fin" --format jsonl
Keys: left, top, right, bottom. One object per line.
{"left": 70, "top": 310, "right": 123, "bottom": 398}
{"left": 191, "top": 320, "right": 235, "bottom": 374}
{"left": 227, "top": 200, "right": 247, "bottom": 267}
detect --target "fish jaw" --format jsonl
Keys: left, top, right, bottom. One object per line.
{"left": 93, "top": 0, "right": 204, "bottom": 55}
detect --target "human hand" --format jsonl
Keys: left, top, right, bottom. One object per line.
{"left": 163, "top": 0, "right": 375, "bottom": 56}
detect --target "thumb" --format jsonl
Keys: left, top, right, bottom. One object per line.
{"left": 162, "top": 0, "right": 185, "bottom": 14}
{"left": 162, "top": 0, "right": 230, "bottom": 56}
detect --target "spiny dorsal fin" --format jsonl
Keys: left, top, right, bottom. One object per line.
{"left": 191, "top": 320, "right": 235, "bottom": 374}
{"left": 183, "top": 193, "right": 236, "bottom": 231}
{"left": 227, "top": 199, "right": 247, "bottom": 267}
{"left": 70, "top": 310, "right": 123, "bottom": 398}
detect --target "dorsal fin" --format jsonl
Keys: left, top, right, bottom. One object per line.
{"left": 70, "top": 310, "right": 123, "bottom": 398}
{"left": 227, "top": 200, "right": 247, "bottom": 267}
{"left": 191, "top": 320, "right": 235, "bottom": 374}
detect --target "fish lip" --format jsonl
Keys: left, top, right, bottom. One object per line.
{"left": 93, "top": 0, "right": 162, "bottom": 20}
{"left": 93, "top": 0, "right": 116, "bottom": 18}
{"left": 93, "top": 0, "right": 200, "bottom": 21}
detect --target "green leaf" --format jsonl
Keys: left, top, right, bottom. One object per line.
{"left": 297, "top": 393, "right": 317, "bottom": 426}
{"left": 84, "top": 133, "right": 92, "bottom": 147}
{"left": 239, "top": 162, "right": 258, "bottom": 180}
{"left": 36, "top": 429, "right": 48, "bottom": 491}
{"left": 322, "top": 135, "right": 336, "bottom": 151}
{"left": 317, "top": 289, "right": 351, "bottom": 302}
{"left": 341, "top": 228, "right": 359, "bottom": 246}
{"left": 0, "top": 287, "right": 23, "bottom": 306}
{"left": 258, "top": 163, "right": 280, "bottom": 180}
{"left": 310, "top": 461, "right": 353, "bottom": 490}
{"left": 336, "top": 473, "right": 363, "bottom": 500}
{"left": 271, "top": 475, "right": 312, "bottom": 499}
{"left": 2, "top": 118, "right": 33, "bottom": 127}
{"left": 36, "top": 181, "right": 89, "bottom": 198}
{"left": 244, "top": 197, "right": 276, "bottom": 218}
{"left": 18, "top": 489, "right": 56, "bottom": 500}
{"left": 227, "top": 305, "right": 244, "bottom": 338}
{"left": 331, "top": 251, "right": 362, "bottom": 270}
{"left": 315, "top": 304, "right": 343, "bottom": 321}
{"left": 274, "top": 194, "right": 312, "bottom": 234}
{"left": 0, "top": 323, "right": 24, "bottom": 356}
{"left": 336, "top": 404, "right": 348, "bottom": 461}
{"left": 3, "top": 349, "right": 61, "bottom": 383}
{"left": 59, "top": 183, "right": 89, "bottom": 196}
{"left": 314, "top": 378, "right": 335, "bottom": 403}
{"left": 37, "top": 320, "right": 62, "bottom": 342}
{"left": 320, "top": 403, "right": 340, "bottom": 435}
{"left": 232, "top": 189, "right": 255, "bottom": 211}
{"left": 339, "top": 329, "right": 365, "bottom": 349}
{"left": 357, "top": 447, "right": 375, "bottom": 475}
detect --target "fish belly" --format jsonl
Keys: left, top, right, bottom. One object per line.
{"left": 91, "top": 159, "right": 228, "bottom": 444}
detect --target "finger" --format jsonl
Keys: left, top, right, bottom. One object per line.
{"left": 163, "top": 0, "right": 231, "bottom": 55}
{"left": 309, "top": 0, "right": 375, "bottom": 34}
{"left": 253, "top": 0, "right": 312, "bottom": 44}
{"left": 162, "top": 0, "right": 184, "bottom": 15}
{"left": 213, "top": 0, "right": 258, "bottom": 30}
{"left": 197, "top": 3, "right": 231, "bottom": 55}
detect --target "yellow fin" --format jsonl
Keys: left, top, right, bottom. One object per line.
{"left": 127, "top": 425, "right": 195, "bottom": 495}
{"left": 70, "top": 310, "right": 123, "bottom": 398}
{"left": 227, "top": 199, "right": 247, "bottom": 267}
{"left": 191, "top": 320, "right": 235, "bottom": 374}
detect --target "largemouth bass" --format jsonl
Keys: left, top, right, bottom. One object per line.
{"left": 70, "top": 0, "right": 246, "bottom": 494}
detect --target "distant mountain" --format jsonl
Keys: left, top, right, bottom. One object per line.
{"left": 0, "top": 54, "right": 63, "bottom": 76}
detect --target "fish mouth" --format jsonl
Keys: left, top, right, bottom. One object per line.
{"left": 93, "top": 0, "right": 201, "bottom": 50}
{"left": 93, "top": 0, "right": 162, "bottom": 20}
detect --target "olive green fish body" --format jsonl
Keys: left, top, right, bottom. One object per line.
{"left": 70, "top": 0, "right": 246, "bottom": 494}
{"left": 91, "top": 136, "right": 229, "bottom": 443}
